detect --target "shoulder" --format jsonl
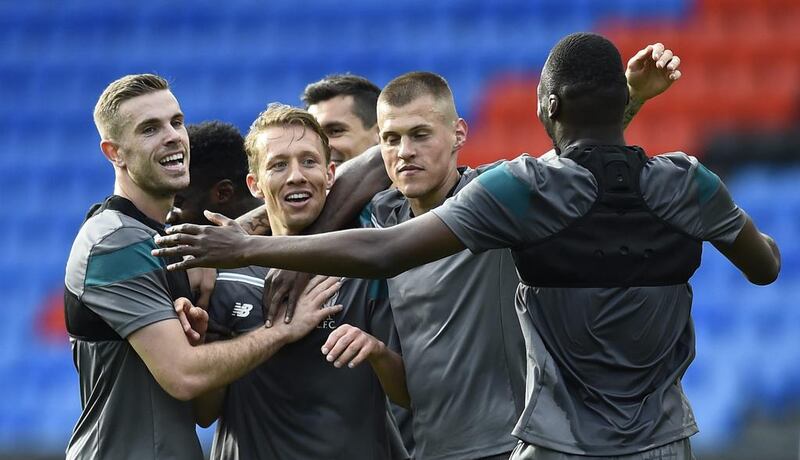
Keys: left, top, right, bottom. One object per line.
{"left": 66, "top": 210, "right": 161, "bottom": 296}
{"left": 473, "top": 153, "right": 596, "bottom": 204}
{"left": 643, "top": 152, "right": 721, "bottom": 203}
{"left": 368, "top": 188, "right": 409, "bottom": 228}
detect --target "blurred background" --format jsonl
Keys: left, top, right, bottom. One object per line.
{"left": 1, "top": 0, "right": 798, "bottom": 458}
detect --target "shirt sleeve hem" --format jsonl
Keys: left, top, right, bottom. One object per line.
{"left": 430, "top": 209, "right": 486, "bottom": 254}
{"left": 118, "top": 310, "right": 178, "bottom": 339}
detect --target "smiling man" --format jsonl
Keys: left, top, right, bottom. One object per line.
{"left": 64, "top": 75, "right": 341, "bottom": 460}
{"left": 191, "top": 103, "right": 409, "bottom": 460}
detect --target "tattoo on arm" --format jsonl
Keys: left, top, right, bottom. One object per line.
{"left": 236, "top": 206, "right": 271, "bottom": 236}
{"left": 623, "top": 96, "right": 644, "bottom": 129}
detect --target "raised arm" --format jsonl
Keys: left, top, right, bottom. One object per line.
{"left": 623, "top": 42, "right": 682, "bottom": 128}
{"left": 153, "top": 211, "right": 465, "bottom": 278}
{"left": 713, "top": 216, "right": 780, "bottom": 285}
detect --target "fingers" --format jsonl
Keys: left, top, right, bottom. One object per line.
{"left": 306, "top": 278, "right": 342, "bottom": 306}
{"left": 322, "top": 325, "right": 361, "bottom": 368}
{"left": 655, "top": 49, "right": 673, "bottom": 69}
{"left": 174, "top": 297, "right": 200, "bottom": 342}
{"left": 303, "top": 275, "right": 331, "bottom": 295}
{"left": 650, "top": 42, "right": 665, "bottom": 62}
{"left": 313, "top": 304, "right": 343, "bottom": 325}
{"left": 666, "top": 55, "right": 680, "bottom": 71}
{"left": 627, "top": 44, "right": 653, "bottom": 71}
{"left": 164, "top": 223, "right": 203, "bottom": 236}
{"left": 265, "top": 274, "right": 291, "bottom": 328}
{"left": 284, "top": 272, "right": 312, "bottom": 324}
{"left": 669, "top": 69, "right": 682, "bottom": 81}
{"left": 166, "top": 256, "right": 202, "bottom": 271}
{"left": 203, "top": 210, "right": 234, "bottom": 227}
{"left": 321, "top": 325, "right": 379, "bottom": 368}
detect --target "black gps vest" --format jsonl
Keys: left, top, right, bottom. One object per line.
{"left": 514, "top": 145, "right": 702, "bottom": 288}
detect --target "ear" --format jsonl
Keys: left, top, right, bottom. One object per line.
{"left": 546, "top": 94, "right": 560, "bottom": 119}
{"left": 100, "top": 140, "right": 124, "bottom": 168}
{"left": 325, "top": 161, "right": 336, "bottom": 190}
{"left": 213, "top": 179, "right": 235, "bottom": 204}
{"left": 370, "top": 123, "right": 380, "bottom": 145}
{"left": 453, "top": 118, "right": 468, "bottom": 152}
{"left": 246, "top": 173, "right": 265, "bottom": 199}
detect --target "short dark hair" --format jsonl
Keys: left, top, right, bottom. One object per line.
{"left": 187, "top": 121, "right": 249, "bottom": 194}
{"left": 541, "top": 33, "right": 628, "bottom": 124}
{"left": 94, "top": 73, "right": 169, "bottom": 139}
{"left": 301, "top": 74, "right": 381, "bottom": 129}
{"left": 379, "top": 71, "right": 454, "bottom": 108}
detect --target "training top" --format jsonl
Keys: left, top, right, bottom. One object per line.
{"left": 64, "top": 195, "right": 203, "bottom": 460}
{"left": 367, "top": 166, "right": 527, "bottom": 460}
{"left": 431, "top": 150, "right": 746, "bottom": 456}
{"left": 207, "top": 266, "right": 408, "bottom": 460}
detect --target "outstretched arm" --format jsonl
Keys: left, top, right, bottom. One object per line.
{"left": 713, "top": 216, "right": 780, "bottom": 285}
{"left": 153, "top": 211, "right": 465, "bottom": 278}
{"left": 623, "top": 42, "right": 682, "bottom": 128}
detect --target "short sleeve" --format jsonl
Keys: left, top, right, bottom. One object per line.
{"left": 642, "top": 153, "right": 746, "bottom": 245}
{"left": 80, "top": 227, "right": 176, "bottom": 338}
{"left": 432, "top": 155, "right": 597, "bottom": 253}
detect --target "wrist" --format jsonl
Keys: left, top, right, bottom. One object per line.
{"left": 627, "top": 86, "right": 647, "bottom": 105}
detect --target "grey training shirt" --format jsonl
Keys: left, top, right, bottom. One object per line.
{"left": 432, "top": 151, "right": 746, "bottom": 455}
{"left": 207, "top": 266, "right": 408, "bottom": 460}
{"left": 367, "top": 166, "right": 527, "bottom": 460}
{"left": 64, "top": 196, "right": 203, "bottom": 460}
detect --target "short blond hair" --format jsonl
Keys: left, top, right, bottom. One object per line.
{"left": 244, "top": 103, "right": 331, "bottom": 175}
{"left": 93, "top": 73, "right": 169, "bottom": 139}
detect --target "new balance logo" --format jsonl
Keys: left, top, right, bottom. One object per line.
{"left": 232, "top": 303, "right": 254, "bottom": 318}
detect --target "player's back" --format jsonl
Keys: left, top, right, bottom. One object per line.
{"left": 431, "top": 148, "right": 746, "bottom": 455}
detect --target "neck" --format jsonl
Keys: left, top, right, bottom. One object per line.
{"left": 114, "top": 180, "right": 172, "bottom": 224}
{"left": 554, "top": 125, "right": 625, "bottom": 153}
{"left": 408, "top": 167, "right": 460, "bottom": 216}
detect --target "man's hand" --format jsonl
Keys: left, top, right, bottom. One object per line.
{"left": 626, "top": 42, "right": 682, "bottom": 103}
{"left": 174, "top": 297, "right": 209, "bottom": 346}
{"left": 262, "top": 270, "right": 313, "bottom": 328}
{"left": 271, "top": 276, "right": 343, "bottom": 343}
{"left": 152, "top": 210, "right": 249, "bottom": 270}
{"left": 186, "top": 267, "right": 216, "bottom": 309}
{"left": 321, "top": 324, "right": 387, "bottom": 369}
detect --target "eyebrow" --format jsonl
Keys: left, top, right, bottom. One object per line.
{"left": 134, "top": 112, "right": 183, "bottom": 131}
{"left": 381, "top": 123, "right": 432, "bottom": 139}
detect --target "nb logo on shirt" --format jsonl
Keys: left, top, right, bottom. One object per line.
{"left": 232, "top": 302, "right": 254, "bottom": 318}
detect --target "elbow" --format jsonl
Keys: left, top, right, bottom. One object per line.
{"left": 370, "top": 256, "right": 404, "bottom": 278}
{"left": 749, "top": 263, "right": 780, "bottom": 286}
{"left": 160, "top": 374, "right": 207, "bottom": 402}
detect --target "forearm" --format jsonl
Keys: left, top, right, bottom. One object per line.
{"left": 369, "top": 349, "right": 411, "bottom": 408}
{"left": 243, "top": 229, "right": 398, "bottom": 278}
{"left": 236, "top": 206, "right": 271, "bottom": 235}
{"left": 622, "top": 93, "right": 645, "bottom": 129}
{"left": 193, "top": 387, "right": 226, "bottom": 427}
{"left": 179, "top": 327, "right": 289, "bottom": 400}
{"left": 305, "top": 145, "right": 391, "bottom": 234}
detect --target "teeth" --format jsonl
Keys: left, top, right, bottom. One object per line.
{"left": 160, "top": 153, "right": 184, "bottom": 165}
{"left": 286, "top": 193, "right": 310, "bottom": 201}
